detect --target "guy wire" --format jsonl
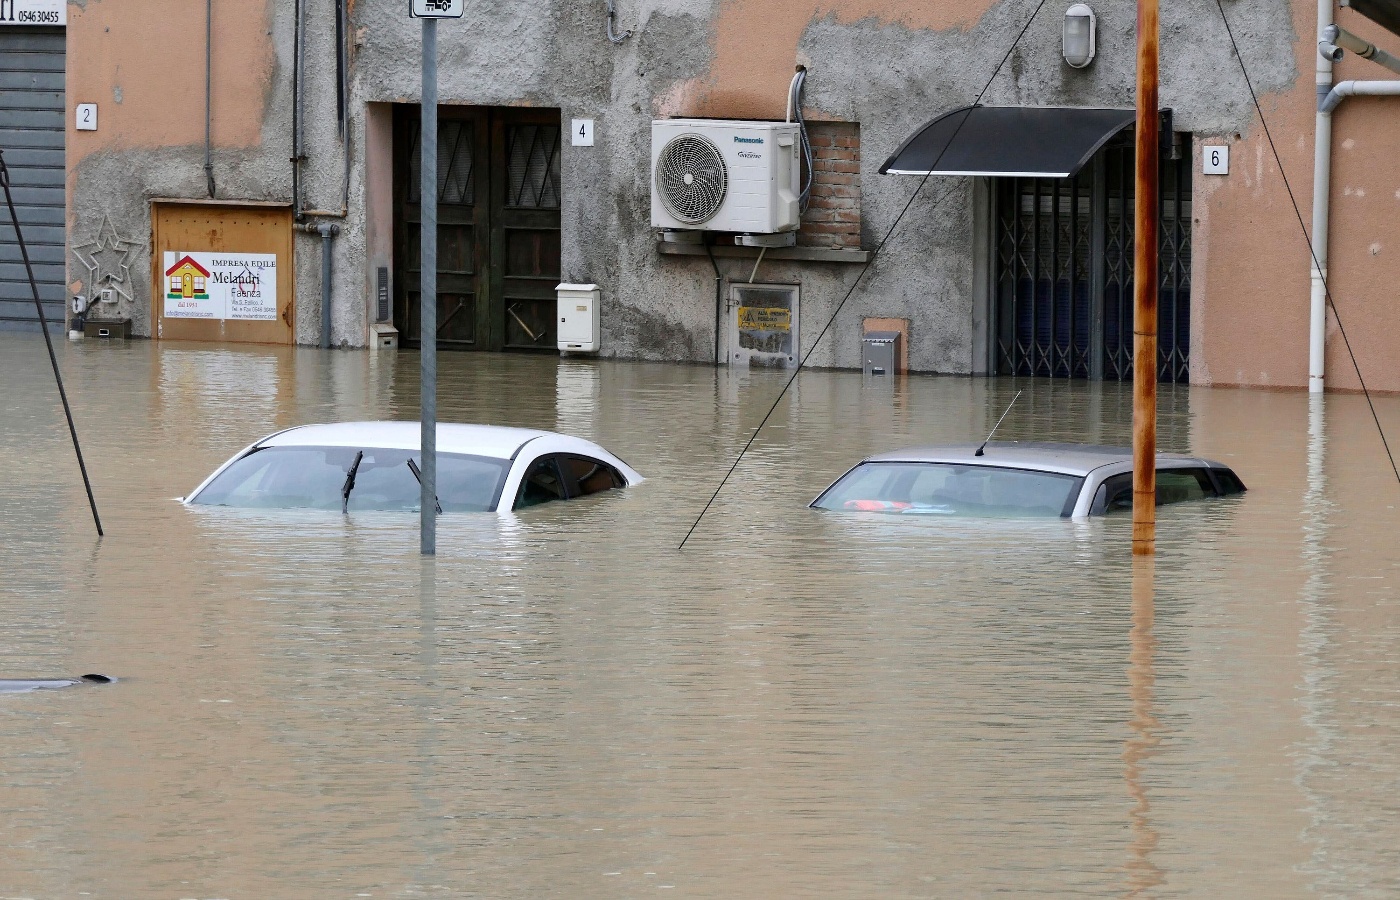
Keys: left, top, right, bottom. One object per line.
{"left": 0, "top": 149, "right": 104, "bottom": 536}
{"left": 1215, "top": 0, "right": 1399, "bottom": 484}
{"left": 679, "top": 0, "right": 1054, "bottom": 549}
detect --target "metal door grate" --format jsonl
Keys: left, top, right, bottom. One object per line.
{"left": 994, "top": 136, "right": 1191, "bottom": 382}
{"left": 994, "top": 170, "right": 1094, "bottom": 378}
{"left": 408, "top": 119, "right": 475, "bottom": 205}
{"left": 505, "top": 124, "right": 561, "bottom": 208}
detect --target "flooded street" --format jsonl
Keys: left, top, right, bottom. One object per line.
{"left": 2, "top": 332, "right": 1399, "bottom": 897}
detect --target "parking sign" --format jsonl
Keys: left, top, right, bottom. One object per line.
{"left": 411, "top": 0, "right": 463, "bottom": 17}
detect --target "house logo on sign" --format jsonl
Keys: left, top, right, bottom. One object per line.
{"left": 166, "top": 256, "right": 211, "bottom": 301}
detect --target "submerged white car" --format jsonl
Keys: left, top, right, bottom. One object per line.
{"left": 812, "top": 442, "right": 1245, "bottom": 519}
{"left": 183, "top": 422, "right": 641, "bottom": 514}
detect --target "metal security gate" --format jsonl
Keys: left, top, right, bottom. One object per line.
{"left": 0, "top": 27, "right": 65, "bottom": 331}
{"left": 394, "top": 106, "right": 561, "bottom": 352}
{"left": 992, "top": 135, "right": 1191, "bottom": 382}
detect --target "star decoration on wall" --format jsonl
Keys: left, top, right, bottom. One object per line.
{"left": 72, "top": 217, "right": 139, "bottom": 305}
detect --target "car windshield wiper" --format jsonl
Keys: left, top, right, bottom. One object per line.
{"left": 406, "top": 458, "right": 443, "bottom": 513}
{"left": 341, "top": 450, "right": 364, "bottom": 513}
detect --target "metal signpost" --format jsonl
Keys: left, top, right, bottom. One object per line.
{"left": 414, "top": 0, "right": 463, "bottom": 555}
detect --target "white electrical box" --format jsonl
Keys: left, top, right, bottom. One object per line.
{"left": 557, "top": 283, "right": 600, "bottom": 352}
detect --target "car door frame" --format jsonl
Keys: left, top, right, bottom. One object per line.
{"left": 1077, "top": 458, "right": 1224, "bottom": 517}
{"left": 496, "top": 435, "right": 642, "bottom": 513}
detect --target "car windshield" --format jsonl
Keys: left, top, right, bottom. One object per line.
{"left": 813, "top": 462, "right": 1080, "bottom": 518}
{"left": 189, "top": 446, "right": 509, "bottom": 512}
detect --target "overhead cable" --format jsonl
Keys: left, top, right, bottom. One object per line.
{"left": 679, "top": 0, "right": 1055, "bottom": 549}
{"left": 1214, "top": 0, "right": 1399, "bottom": 485}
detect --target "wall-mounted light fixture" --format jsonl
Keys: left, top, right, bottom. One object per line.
{"left": 1063, "top": 4, "right": 1097, "bottom": 69}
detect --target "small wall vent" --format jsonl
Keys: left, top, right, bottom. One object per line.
{"left": 376, "top": 267, "right": 390, "bottom": 322}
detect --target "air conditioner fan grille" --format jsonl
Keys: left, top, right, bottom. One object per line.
{"left": 656, "top": 134, "right": 727, "bottom": 224}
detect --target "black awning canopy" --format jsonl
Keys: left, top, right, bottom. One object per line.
{"left": 1341, "top": 0, "right": 1400, "bottom": 39}
{"left": 880, "top": 106, "right": 1136, "bottom": 178}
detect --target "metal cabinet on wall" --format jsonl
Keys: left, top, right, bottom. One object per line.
{"left": 150, "top": 202, "right": 296, "bottom": 344}
{"left": 393, "top": 105, "right": 562, "bottom": 353}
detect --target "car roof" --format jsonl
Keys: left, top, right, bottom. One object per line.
{"left": 257, "top": 422, "right": 553, "bottom": 460}
{"left": 862, "top": 441, "right": 1202, "bottom": 477}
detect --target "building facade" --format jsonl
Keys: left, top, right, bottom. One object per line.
{"left": 2, "top": 0, "right": 1398, "bottom": 390}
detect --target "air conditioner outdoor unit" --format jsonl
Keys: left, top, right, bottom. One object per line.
{"left": 651, "top": 119, "right": 801, "bottom": 234}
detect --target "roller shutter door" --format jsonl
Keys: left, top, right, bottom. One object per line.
{"left": 0, "top": 27, "right": 65, "bottom": 331}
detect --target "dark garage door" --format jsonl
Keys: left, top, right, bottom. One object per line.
{"left": 0, "top": 27, "right": 65, "bottom": 332}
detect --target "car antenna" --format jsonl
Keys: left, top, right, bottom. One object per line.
{"left": 974, "top": 390, "right": 1022, "bottom": 457}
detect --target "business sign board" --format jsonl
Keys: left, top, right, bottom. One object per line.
{"left": 162, "top": 251, "right": 278, "bottom": 321}
{"left": 0, "top": 0, "right": 67, "bottom": 25}
{"left": 410, "top": 0, "right": 464, "bottom": 17}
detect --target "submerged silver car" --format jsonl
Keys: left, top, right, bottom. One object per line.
{"left": 811, "top": 442, "right": 1245, "bottom": 519}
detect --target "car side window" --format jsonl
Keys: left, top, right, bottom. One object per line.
{"left": 515, "top": 456, "right": 567, "bottom": 509}
{"left": 1155, "top": 468, "right": 1215, "bottom": 506}
{"left": 1093, "top": 473, "right": 1134, "bottom": 514}
{"left": 560, "top": 455, "right": 622, "bottom": 497}
{"left": 1211, "top": 467, "right": 1247, "bottom": 495}
{"left": 1094, "top": 468, "right": 1220, "bottom": 514}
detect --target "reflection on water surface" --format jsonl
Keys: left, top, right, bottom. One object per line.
{"left": 2, "top": 334, "right": 1398, "bottom": 897}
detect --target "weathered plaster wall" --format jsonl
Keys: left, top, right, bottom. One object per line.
{"left": 64, "top": 0, "right": 1400, "bottom": 389}
{"left": 1317, "top": 9, "right": 1400, "bottom": 392}
{"left": 1191, "top": 2, "right": 1400, "bottom": 392}
{"left": 355, "top": 0, "right": 1315, "bottom": 372}
{"left": 65, "top": 0, "right": 286, "bottom": 335}
{"left": 65, "top": 0, "right": 331, "bottom": 343}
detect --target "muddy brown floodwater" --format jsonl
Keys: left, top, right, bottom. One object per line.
{"left": 2, "top": 332, "right": 1399, "bottom": 897}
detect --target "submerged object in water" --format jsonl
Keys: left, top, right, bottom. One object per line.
{"left": 0, "top": 674, "right": 114, "bottom": 693}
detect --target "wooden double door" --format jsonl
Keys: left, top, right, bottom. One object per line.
{"left": 394, "top": 106, "right": 562, "bottom": 351}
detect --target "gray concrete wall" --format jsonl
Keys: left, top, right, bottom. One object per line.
{"left": 67, "top": 0, "right": 1305, "bottom": 375}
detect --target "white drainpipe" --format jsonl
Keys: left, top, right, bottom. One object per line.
{"left": 1311, "top": 0, "right": 1336, "bottom": 393}
{"left": 1310, "top": 1, "right": 1400, "bottom": 392}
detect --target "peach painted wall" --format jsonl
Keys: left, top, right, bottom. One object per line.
{"left": 1320, "top": 12, "right": 1400, "bottom": 393}
{"left": 65, "top": 0, "right": 273, "bottom": 158}
{"left": 663, "top": 0, "right": 995, "bottom": 120}
{"left": 1190, "top": 1, "right": 1400, "bottom": 392}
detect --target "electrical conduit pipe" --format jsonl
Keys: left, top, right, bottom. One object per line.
{"left": 302, "top": 222, "right": 340, "bottom": 348}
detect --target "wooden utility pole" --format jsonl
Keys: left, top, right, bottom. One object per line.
{"left": 1133, "top": 0, "right": 1160, "bottom": 555}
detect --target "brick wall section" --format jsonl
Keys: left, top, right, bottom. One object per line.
{"left": 797, "top": 122, "right": 861, "bottom": 250}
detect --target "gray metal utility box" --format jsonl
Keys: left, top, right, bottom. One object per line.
{"left": 83, "top": 318, "right": 132, "bottom": 339}
{"left": 862, "top": 331, "right": 901, "bottom": 377}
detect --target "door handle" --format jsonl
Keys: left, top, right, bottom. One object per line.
{"left": 282, "top": 303, "right": 293, "bottom": 328}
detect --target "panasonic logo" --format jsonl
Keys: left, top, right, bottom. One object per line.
{"left": 733, "top": 136, "right": 764, "bottom": 144}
